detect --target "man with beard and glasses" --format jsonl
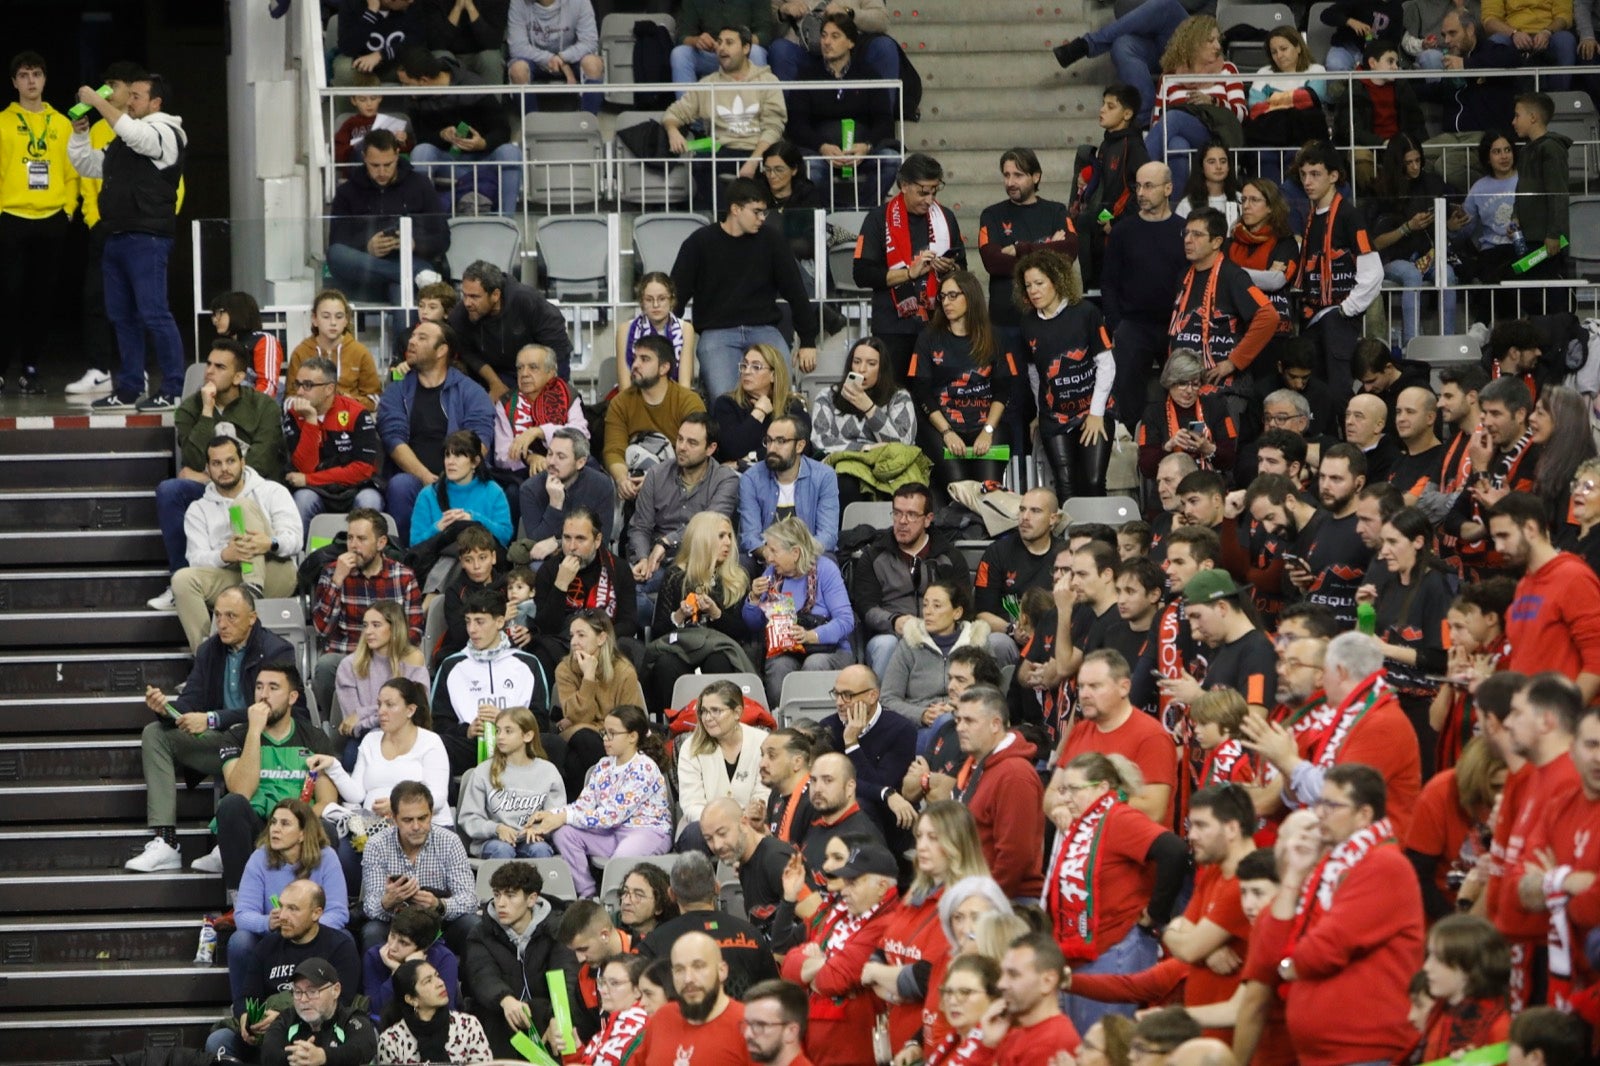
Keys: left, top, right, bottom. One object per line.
{"left": 1491, "top": 494, "right": 1600, "bottom": 701}
{"left": 741, "top": 980, "right": 813, "bottom": 1066}
{"left": 602, "top": 335, "right": 706, "bottom": 503}
{"left": 517, "top": 428, "right": 617, "bottom": 562}
{"left": 1282, "top": 443, "right": 1370, "bottom": 630}
{"left": 1452, "top": 377, "right": 1538, "bottom": 581}
{"left": 529, "top": 508, "right": 639, "bottom": 679}
{"left": 309, "top": 508, "right": 423, "bottom": 718}
{"left": 738, "top": 412, "right": 840, "bottom": 559}
{"left": 798, "top": 752, "right": 883, "bottom": 885}
{"left": 637, "top": 932, "right": 749, "bottom": 1066}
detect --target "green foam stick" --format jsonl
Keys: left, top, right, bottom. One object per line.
{"left": 509, "top": 1031, "right": 560, "bottom": 1066}
{"left": 228, "top": 504, "right": 256, "bottom": 579}
{"left": 684, "top": 136, "right": 720, "bottom": 153}
{"left": 165, "top": 702, "right": 183, "bottom": 721}
{"left": 308, "top": 535, "right": 335, "bottom": 552}
{"left": 1418, "top": 1044, "right": 1507, "bottom": 1066}
{"left": 269, "top": 895, "right": 279, "bottom": 909}
{"left": 942, "top": 444, "right": 1011, "bottom": 462}
{"left": 546, "top": 971, "right": 576, "bottom": 1054}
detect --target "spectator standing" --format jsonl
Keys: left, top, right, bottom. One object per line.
{"left": 979, "top": 934, "right": 1083, "bottom": 1062}
{"left": 978, "top": 148, "right": 1076, "bottom": 344}
{"left": 1512, "top": 92, "right": 1573, "bottom": 281}
{"left": 1101, "top": 162, "right": 1185, "bottom": 431}
{"left": 641, "top": 853, "right": 778, "bottom": 997}
{"left": 634, "top": 934, "right": 750, "bottom": 1066}
{"left": 1491, "top": 492, "right": 1600, "bottom": 700}
{"left": 671, "top": 0, "right": 773, "bottom": 84}
{"left": 1292, "top": 142, "right": 1381, "bottom": 389}
{"left": 506, "top": 0, "right": 604, "bottom": 113}
{"left": 325, "top": 131, "right": 450, "bottom": 307}
{"left": 450, "top": 261, "right": 574, "bottom": 395}
{"left": 1170, "top": 207, "right": 1279, "bottom": 382}
{"left": 1057, "top": 651, "right": 1178, "bottom": 825}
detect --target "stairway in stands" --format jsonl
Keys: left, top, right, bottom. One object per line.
{"left": 889, "top": 0, "right": 1105, "bottom": 233}
{"left": 0, "top": 423, "right": 228, "bottom": 1065}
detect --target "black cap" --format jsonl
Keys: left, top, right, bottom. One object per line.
{"left": 832, "top": 842, "right": 898, "bottom": 880}
{"left": 292, "top": 958, "right": 340, "bottom": 986}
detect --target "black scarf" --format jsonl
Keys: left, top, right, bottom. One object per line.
{"left": 404, "top": 1003, "right": 451, "bottom": 1063}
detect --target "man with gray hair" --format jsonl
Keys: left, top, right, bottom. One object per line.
{"left": 493, "top": 343, "right": 588, "bottom": 480}
{"left": 283, "top": 354, "right": 384, "bottom": 533}
{"left": 448, "top": 259, "right": 574, "bottom": 398}
{"left": 515, "top": 426, "right": 616, "bottom": 561}
{"left": 1240, "top": 631, "right": 1422, "bottom": 835}
{"left": 639, "top": 850, "right": 778, "bottom": 998}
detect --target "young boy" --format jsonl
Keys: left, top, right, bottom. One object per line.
{"left": 504, "top": 565, "right": 537, "bottom": 631}
{"left": 333, "top": 75, "right": 408, "bottom": 165}
{"left": 362, "top": 906, "right": 459, "bottom": 1021}
{"left": 1293, "top": 141, "right": 1382, "bottom": 391}
{"left": 1505, "top": 1006, "right": 1585, "bottom": 1066}
{"left": 1430, "top": 577, "right": 1514, "bottom": 771}
{"left": 1191, "top": 688, "right": 1262, "bottom": 789}
{"left": 417, "top": 281, "right": 457, "bottom": 324}
{"left": 1071, "top": 84, "right": 1149, "bottom": 286}
{"left": 1511, "top": 92, "right": 1572, "bottom": 281}
{"left": 1337, "top": 40, "right": 1425, "bottom": 187}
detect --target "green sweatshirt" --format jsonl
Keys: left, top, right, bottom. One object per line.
{"left": 175, "top": 386, "right": 287, "bottom": 481}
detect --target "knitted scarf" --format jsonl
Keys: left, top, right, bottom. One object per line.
{"left": 884, "top": 193, "right": 949, "bottom": 320}
{"left": 1279, "top": 816, "right": 1397, "bottom": 996}
{"left": 1310, "top": 670, "right": 1390, "bottom": 769}
{"left": 1047, "top": 790, "right": 1119, "bottom": 962}
{"left": 511, "top": 376, "right": 574, "bottom": 435}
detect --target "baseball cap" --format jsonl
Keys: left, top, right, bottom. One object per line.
{"left": 832, "top": 842, "right": 898, "bottom": 880}
{"left": 292, "top": 958, "right": 340, "bottom": 986}
{"left": 1182, "top": 568, "right": 1244, "bottom": 605}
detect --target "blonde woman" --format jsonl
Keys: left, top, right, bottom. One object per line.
{"left": 862, "top": 801, "right": 991, "bottom": 1055}
{"left": 676, "top": 678, "right": 770, "bottom": 850}
{"left": 287, "top": 288, "right": 382, "bottom": 408}
{"left": 555, "top": 609, "right": 646, "bottom": 746}
{"left": 711, "top": 343, "right": 807, "bottom": 467}
{"left": 741, "top": 516, "right": 856, "bottom": 705}
{"left": 646, "top": 512, "right": 754, "bottom": 712}
{"left": 456, "top": 706, "right": 567, "bottom": 858}
{"left": 334, "top": 600, "right": 429, "bottom": 768}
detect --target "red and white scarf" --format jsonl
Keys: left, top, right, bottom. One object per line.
{"left": 1310, "top": 670, "right": 1390, "bottom": 769}
{"left": 1201, "top": 738, "right": 1257, "bottom": 787}
{"left": 509, "top": 376, "right": 574, "bottom": 436}
{"left": 1047, "top": 790, "right": 1118, "bottom": 962}
{"left": 818, "top": 886, "right": 898, "bottom": 952}
{"left": 1287, "top": 816, "right": 1396, "bottom": 955}
{"left": 884, "top": 193, "right": 950, "bottom": 320}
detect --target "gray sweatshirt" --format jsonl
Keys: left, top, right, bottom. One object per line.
{"left": 508, "top": 0, "right": 600, "bottom": 66}
{"left": 456, "top": 757, "right": 568, "bottom": 855}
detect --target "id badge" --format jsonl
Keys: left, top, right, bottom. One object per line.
{"left": 26, "top": 160, "right": 49, "bottom": 191}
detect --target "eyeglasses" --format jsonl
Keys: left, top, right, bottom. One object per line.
{"left": 1063, "top": 781, "right": 1102, "bottom": 794}
{"left": 619, "top": 887, "right": 652, "bottom": 901}
{"left": 290, "top": 983, "right": 335, "bottom": 1000}
{"left": 293, "top": 379, "right": 331, "bottom": 390}
{"left": 764, "top": 163, "right": 792, "bottom": 176}
{"left": 891, "top": 509, "right": 928, "bottom": 522}
{"left": 1263, "top": 411, "right": 1304, "bottom": 426}
{"left": 738, "top": 361, "right": 772, "bottom": 372}
{"left": 762, "top": 436, "right": 794, "bottom": 447}
{"left": 908, "top": 182, "right": 943, "bottom": 196}
{"left": 1169, "top": 380, "right": 1201, "bottom": 391}
{"left": 599, "top": 977, "right": 636, "bottom": 991}
{"left": 1573, "top": 479, "right": 1599, "bottom": 494}
{"left": 831, "top": 687, "right": 874, "bottom": 701}
{"left": 1279, "top": 657, "right": 1321, "bottom": 672}
{"left": 602, "top": 729, "right": 630, "bottom": 740}
{"left": 741, "top": 1019, "right": 791, "bottom": 1033}
{"left": 699, "top": 704, "right": 736, "bottom": 718}
{"left": 1312, "top": 797, "right": 1354, "bottom": 813}
{"left": 938, "top": 290, "right": 963, "bottom": 302}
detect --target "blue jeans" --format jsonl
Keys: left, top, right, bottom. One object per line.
{"left": 1145, "top": 110, "right": 1210, "bottom": 199}
{"left": 384, "top": 473, "right": 427, "bottom": 548}
{"left": 103, "top": 232, "right": 185, "bottom": 400}
{"left": 409, "top": 142, "right": 524, "bottom": 214}
{"left": 1325, "top": 44, "right": 1362, "bottom": 72}
{"left": 1491, "top": 32, "right": 1577, "bottom": 90}
{"left": 481, "top": 838, "right": 556, "bottom": 859}
{"left": 1064, "top": 923, "right": 1162, "bottom": 1033}
{"left": 804, "top": 149, "right": 903, "bottom": 209}
{"left": 205, "top": 1028, "right": 244, "bottom": 1060}
{"left": 696, "top": 324, "right": 789, "bottom": 398}
{"left": 769, "top": 37, "right": 898, "bottom": 82}
{"left": 1385, "top": 256, "right": 1457, "bottom": 343}
{"left": 671, "top": 43, "right": 768, "bottom": 90}
{"left": 866, "top": 633, "right": 899, "bottom": 679}
{"left": 293, "top": 486, "right": 385, "bottom": 540}
{"left": 326, "top": 242, "right": 404, "bottom": 305}
{"left": 1082, "top": 0, "right": 1188, "bottom": 126}
{"left": 157, "top": 477, "right": 207, "bottom": 574}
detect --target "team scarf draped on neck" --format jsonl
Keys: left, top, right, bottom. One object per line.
{"left": 512, "top": 375, "right": 575, "bottom": 436}
{"left": 884, "top": 193, "right": 950, "bottom": 320}
{"left": 1310, "top": 670, "right": 1390, "bottom": 769}
{"left": 1047, "top": 790, "right": 1119, "bottom": 962}
{"left": 1170, "top": 262, "right": 1225, "bottom": 370}
{"left": 818, "top": 885, "right": 898, "bottom": 952}
{"left": 1279, "top": 816, "right": 1396, "bottom": 994}
{"left": 1299, "top": 191, "right": 1345, "bottom": 313}
{"left": 1163, "top": 398, "right": 1215, "bottom": 470}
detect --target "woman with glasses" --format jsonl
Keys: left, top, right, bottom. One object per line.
{"left": 742, "top": 516, "right": 856, "bottom": 705}
{"left": 616, "top": 272, "right": 695, "bottom": 394}
{"left": 581, "top": 954, "right": 652, "bottom": 1066}
{"left": 809, "top": 337, "right": 918, "bottom": 506}
{"left": 1562, "top": 458, "right": 1600, "bottom": 574}
{"left": 525, "top": 706, "right": 672, "bottom": 899}
{"left": 861, "top": 802, "right": 991, "bottom": 1060}
{"left": 378, "top": 959, "right": 493, "bottom": 1064}
{"left": 333, "top": 600, "right": 430, "bottom": 770}
{"left": 1528, "top": 385, "right": 1599, "bottom": 542}
{"left": 1135, "top": 348, "right": 1237, "bottom": 479}
{"left": 1015, "top": 248, "right": 1115, "bottom": 498}
{"left": 617, "top": 863, "right": 678, "bottom": 941}
{"left": 1046, "top": 752, "right": 1188, "bottom": 1034}
{"left": 711, "top": 343, "right": 808, "bottom": 469}
{"left": 915, "top": 955, "right": 1002, "bottom": 1066}
{"left": 1226, "top": 179, "right": 1297, "bottom": 348}
{"left": 676, "top": 678, "right": 771, "bottom": 852}
{"left": 918, "top": 876, "right": 1012, "bottom": 1054}
{"left": 910, "top": 269, "right": 1018, "bottom": 487}
{"left": 644, "top": 512, "right": 755, "bottom": 714}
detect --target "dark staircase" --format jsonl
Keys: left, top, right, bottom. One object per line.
{"left": 0, "top": 425, "right": 230, "bottom": 1065}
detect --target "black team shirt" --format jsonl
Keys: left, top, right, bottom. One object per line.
{"left": 978, "top": 197, "right": 1076, "bottom": 327}
{"left": 1296, "top": 510, "right": 1370, "bottom": 628}
{"left": 974, "top": 534, "right": 1066, "bottom": 622}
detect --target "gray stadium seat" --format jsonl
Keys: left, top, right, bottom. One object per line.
{"left": 1065, "top": 495, "right": 1141, "bottom": 526}
{"left": 446, "top": 216, "right": 523, "bottom": 280}
{"left": 1405, "top": 334, "right": 1483, "bottom": 368}
{"left": 632, "top": 213, "right": 709, "bottom": 278}
{"left": 1548, "top": 91, "right": 1599, "bottom": 184}
{"left": 777, "top": 670, "right": 839, "bottom": 728}
{"left": 1218, "top": 3, "right": 1295, "bottom": 69}
{"left": 306, "top": 511, "right": 399, "bottom": 549}
{"left": 614, "top": 110, "right": 693, "bottom": 208}
{"left": 669, "top": 672, "right": 770, "bottom": 713}
{"left": 476, "top": 856, "right": 578, "bottom": 902}
{"left": 535, "top": 214, "right": 610, "bottom": 301}
{"left": 601, "top": 12, "right": 675, "bottom": 108}
{"left": 598, "top": 854, "right": 682, "bottom": 911}
{"left": 523, "top": 112, "right": 605, "bottom": 210}
{"left": 841, "top": 501, "right": 892, "bottom": 531}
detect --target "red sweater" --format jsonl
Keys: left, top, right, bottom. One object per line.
{"left": 1306, "top": 688, "right": 1422, "bottom": 839}
{"left": 960, "top": 732, "right": 1045, "bottom": 899}
{"left": 1493, "top": 756, "right": 1580, "bottom": 945}
{"left": 1256, "top": 843, "right": 1423, "bottom": 1066}
{"left": 877, "top": 889, "right": 949, "bottom": 1051}
{"left": 1507, "top": 551, "right": 1600, "bottom": 684}
{"left": 781, "top": 900, "right": 897, "bottom": 1066}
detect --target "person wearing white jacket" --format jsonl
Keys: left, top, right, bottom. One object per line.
{"left": 676, "top": 678, "right": 770, "bottom": 851}
{"left": 172, "top": 436, "right": 302, "bottom": 651}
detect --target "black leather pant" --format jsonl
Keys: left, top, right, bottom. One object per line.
{"left": 1042, "top": 428, "right": 1113, "bottom": 499}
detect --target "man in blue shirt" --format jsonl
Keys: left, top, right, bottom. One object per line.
{"left": 737, "top": 413, "right": 840, "bottom": 561}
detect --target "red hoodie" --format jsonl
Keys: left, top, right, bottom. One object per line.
{"left": 956, "top": 731, "right": 1045, "bottom": 898}
{"left": 1507, "top": 551, "right": 1600, "bottom": 684}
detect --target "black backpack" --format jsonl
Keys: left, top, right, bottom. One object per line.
{"left": 632, "top": 20, "right": 674, "bottom": 111}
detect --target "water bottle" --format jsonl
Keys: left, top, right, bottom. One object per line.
{"left": 478, "top": 720, "right": 497, "bottom": 764}
{"left": 194, "top": 915, "right": 218, "bottom": 966}
{"left": 1510, "top": 224, "right": 1527, "bottom": 259}
{"left": 1356, "top": 602, "right": 1377, "bottom": 636}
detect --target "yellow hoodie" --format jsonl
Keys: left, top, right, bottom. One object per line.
{"left": 0, "top": 102, "right": 78, "bottom": 219}
{"left": 80, "top": 115, "right": 186, "bottom": 229}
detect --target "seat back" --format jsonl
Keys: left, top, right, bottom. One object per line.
{"left": 601, "top": 12, "right": 676, "bottom": 108}
{"left": 1570, "top": 195, "right": 1600, "bottom": 279}
{"left": 1305, "top": 3, "right": 1337, "bottom": 72}
{"left": 827, "top": 210, "right": 870, "bottom": 295}
{"left": 476, "top": 857, "right": 579, "bottom": 902}
{"left": 1548, "top": 91, "right": 1600, "bottom": 184}
{"left": 1405, "top": 334, "right": 1483, "bottom": 368}
{"left": 306, "top": 512, "right": 400, "bottom": 551}
{"left": 1217, "top": 3, "right": 1295, "bottom": 69}
{"left": 776, "top": 670, "right": 840, "bottom": 728}
{"left": 614, "top": 110, "right": 692, "bottom": 208}
{"left": 523, "top": 112, "right": 605, "bottom": 210}
{"left": 536, "top": 214, "right": 610, "bottom": 301}
{"left": 598, "top": 854, "right": 683, "bottom": 912}
{"left": 841, "top": 501, "right": 893, "bottom": 531}
{"left": 446, "top": 216, "right": 523, "bottom": 281}
{"left": 668, "top": 672, "right": 770, "bottom": 713}
{"left": 1064, "top": 495, "right": 1142, "bottom": 526}
{"left": 632, "top": 213, "right": 710, "bottom": 278}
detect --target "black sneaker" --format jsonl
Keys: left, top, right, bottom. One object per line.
{"left": 15, "top": 374, "right": 45, "bottom": 395}
{"left": 136, "top": 394, "right": 178, "bottom": 412}
{"left": 1053, "top": 38, "right": 1090, "bottom": 69}
{"left": 91, "top": 393, "right": 136, "bottom": 409}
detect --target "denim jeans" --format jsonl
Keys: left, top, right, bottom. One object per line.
{"left": 671, "top": 43, "right": 769, "bottom": 90}
{"left": 326, "top": 242, "right": 404, "bottom": 305}
{"left": 1385, "top": 256, "right": 1457, "bottom": 343}
{"left": 696, "top": 324, "right": 789, "bottom": 398}
{"left": 866, "top": 633, "right": 900, "bottom": 679}
{"left": 480, "top": 838, "right": 556, "bottom": 859}
{"left": 1325, "top": 44, "right": 1362, "bottom": 72}
{"left": 1145, "top": 110, "right": 1211, "bottom": 198}
{"left": 804, "top": 148, "right": 903, "bottom": 209}
{"left": 1490, "top": 31, "right": 1577, "bottom": 90}
{"left": 103, "top": 232, "right": 186, "bottom": 400}
{"left": 156, "top": 477, "right": 207, "bottom": 574}
{"left": 1063, "top": 923, "right": 1161, "bottom": 1033}
{"left": 293, "top": 486, "right": 386, "bottom": 539}
{"left": 768, "top": 36, "right": 898, "bottom": 82}
{"left": 1082, "top": 0, "right": 1188, "bottom": 126}
{"left": 384, "top": 473, "right": 428, "bottom": 548}
{"left": 409, "top": 142, "right": 524, "bottom": 214}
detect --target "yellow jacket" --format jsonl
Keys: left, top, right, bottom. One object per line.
{"left": 0, "top": 102, "right": 79, "bottom": 219}
{"left": 80, "top": 115, "right": 186, "bottom": 229}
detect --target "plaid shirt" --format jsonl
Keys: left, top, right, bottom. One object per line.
{"left": 360, "top": 823, "right": 477, "bottom": 922}
{"left": 312, "top": 557, "right": 424, "bottom": 654}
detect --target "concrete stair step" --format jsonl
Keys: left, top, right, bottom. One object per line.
{"left": 893, "top": 20, "right": 1086, "bottom": 53}
{"left": 0, "top": 649, "right": 192, "bottom": 704}
{"left": 0, "top": 606, "right": 188, "bottom": 649}
{"left": 0, "top": 693, "right": 159, "bottom": 736}
{"left": 0, "top": 735, "right": 145, "bottom": 784}
{"left": 0, "top": 527, "right": 167, "bottom": 566}
{"left": 919, "top": 84, "right": 1108, "bottom": 121}
{"left": 0, "top": 824, "right": 214, "bottom": 874}
{"left": 0, "top": 869, "right": 222, "bottom": 914}
{"left": 916, "top": 50, "right": 1105, "bottom": 89}
{"left": 905, "top": 117, "right": 1102, "bottom": 155}
{"left": 0, "top": 489, "right": 157, "bottom": 533}
{"left": 888, "top": 0, "right": 1094, "bottom": 22}
{"left": 0, "top": 450, "right": 172, "bottom": 490}
{"left": 0, "top": 778, "right": 216, "bottom": 825}
{"left": 2, "top": 958, "right": 230, "bottom": 1010}
{"left": 0, "top": 568, "right": 171, "bottom": 612}
{"left": 0, "top": 1006, "right": 220, "bottom": 1066}
{"left": 0, "top": 912, "right": 217, "bottom": 964}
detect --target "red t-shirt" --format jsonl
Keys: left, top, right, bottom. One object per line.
{"left": 995, "top": 1013, "right": 1080, "bottom": 1065}
{"left": 1045, "top": 802, "right": 1167, "bottom": 960}
{"left": 1405, "top": 768, "right": 1474, "bottom": 911}
{"left": 1493, "top": 757, "right": 1580, "bottom": 945}
{"left": 1182, "top": 866, "right": 1253, "bottom": 1018}
{"left": 1059, "top": 710, "right": 1179, "bottom": 824}
{"left": 878, "top": 890, "right": 949, "bottom": 1050}
{"left": 636, "top": 1000, "right": 751, "bottom": 1066}
{"left": 1523, "top": 779, "right": 1600, "bottom": 1000}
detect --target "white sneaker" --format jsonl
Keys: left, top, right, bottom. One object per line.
{"left": 191, "top": 845, "right": 223, "bottom": 874}
{"left": 147, "top": 588, "right": 177, "bottom": 612}
{"left": 126, "top": 837, "right": 183, "bottom": 873}
{"left": 65, "top": 368, "right": 113, "bottom": 394}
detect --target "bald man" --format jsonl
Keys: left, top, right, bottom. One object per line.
{"left": 700, "top": 796, "right": 793, "bottom": 938}
{"left": 820, "top": 664, "right": 917, "bottom": 841}
{"left": 1104, "top": 160, "right": 1187, "bottom": 430}
{"left": 1343, "top": 393, "right": 1397, "bottom": 483}
{"left": 636, "top": 932, "right": 749, "bottom": 1066}
{"left": 1390, "top": 385, "right": 1445, "bottom": 502}
{"left": 799, "top": 752, "right": 884, "bottom": 886}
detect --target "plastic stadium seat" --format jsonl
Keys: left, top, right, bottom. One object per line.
{"left": 1305, "top": 4, "right": 1336, "bottom": 69}
{"left": 841, "top": 501, "right": 893, "bottom": 531}
{"left": 827, "top": 210, "right": 870, "bottom": 296}
{"left": 632, "top": 213, "right": 709, "bottom": 278}
{"left": 535, "top": 214, "right": 610, "bottom": 301}
{"left": 1548, "top": 92, "right": 1599, "bottom": 184}
{"left": 1406, "top": 334, "right": 1483, "bottom": 367}
{"left": 601, "top": 12, "right": 675, "bottom": 109}
{"left": 1218, "top": 3, "right": 1295, "bottom": 69}
{"left": 476, "top": 857, "right": 578, "bottom": 902}
{"left": 1570, "top": 196, "right": 1600, "bottom": 279}
{"left": 422, "top": 595, "right": 446, "bottom": 665}
{"left": 445, "top": 216, "right": 522, "bottom": 280}
{"left": 598, "top": 854, "right": 682, "bottom": 911}
{"left": 1065, "top": 495, "right": 1141, "bottom": 526}
{"left": 182, "top": 362, "right": 207, "bottom": 399}
{"left": 669, "top": 672, "right": 770, "bottom": 713}
{"left": 776, "top": 670, "right": 840, "bottom": 728}
{"left": 255, "top": 598, "right": 317, "bottom": 719}
{"left": 614, "top": 110, "right": 693, "bottom": 208}
{"left": 523, "top": 112, "right": 605, "bottom": 210}
{"left": 306, "top": 512, "right": 399, "bottom": 547}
